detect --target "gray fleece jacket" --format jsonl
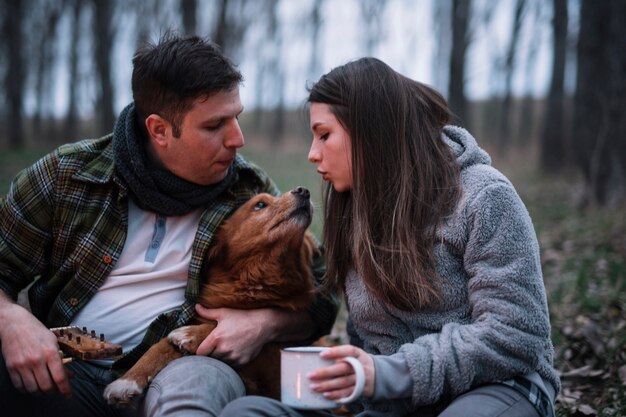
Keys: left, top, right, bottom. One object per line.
{"left": 345, "top": 126, "right": 560, "bottom": 415}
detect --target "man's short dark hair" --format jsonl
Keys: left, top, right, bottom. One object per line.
{"left": 132, "top": 32, "right": 243, "bottom": 137}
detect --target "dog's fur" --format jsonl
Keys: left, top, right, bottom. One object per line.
{"left": 103, "top": 187, "right": 317, "bottom": 405}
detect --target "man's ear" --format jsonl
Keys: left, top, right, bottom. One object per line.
{"left": 144, "top": 114, "right": 171, "bottom": 146}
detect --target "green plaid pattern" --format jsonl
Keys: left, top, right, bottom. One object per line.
{"left": 0, "top": 135, "right": 338, "bottom": 372}
{"left": 500, "top": 377, "right": 555, "bottom": 417}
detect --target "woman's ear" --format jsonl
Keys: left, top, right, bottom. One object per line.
{"left": 144, "top": 114, "right": 171, "bottom": 146}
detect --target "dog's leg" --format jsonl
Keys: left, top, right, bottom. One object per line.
{"left": 103, "top": 338, "right": 183, "bottom": 406}
{"left": 167, "top": 322, "right": 217, "bottom": 354}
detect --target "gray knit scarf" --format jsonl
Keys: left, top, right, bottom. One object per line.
{"left": 112, "top": 103, "right": 237, "bottom": 216}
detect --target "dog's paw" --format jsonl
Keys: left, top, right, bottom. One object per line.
{"left": 167, "top": 326, "right": 200, "bottom": 354}
{"left": 103, "top": 379, "right": 144, "bottom": 406}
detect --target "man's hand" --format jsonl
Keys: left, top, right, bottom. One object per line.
{"left": 194, "top": 306, "right": 275, "bottom": 366}
{"left": 0, "top": 300, "right": 72, "bottom": 397}
{"left": 194, "top": 305, "right": 316, "bottom": 367}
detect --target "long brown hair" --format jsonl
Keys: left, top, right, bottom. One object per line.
{"left": 308, "top": 58, "right": 461, "bottom": 311}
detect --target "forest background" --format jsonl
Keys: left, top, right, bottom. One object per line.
{"left": 1, "top": 0, "right": 625, "bottom": 416}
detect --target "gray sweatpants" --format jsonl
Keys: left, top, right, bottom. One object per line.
{"left": 0, "top": 355, "right": 245, "bottom": 417}
{"left": 218, "top": 383, "right": 541, "bottom": 417}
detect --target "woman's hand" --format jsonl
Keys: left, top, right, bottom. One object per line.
{"left": 308, "top": 344, "right": 375, "bottom": 400}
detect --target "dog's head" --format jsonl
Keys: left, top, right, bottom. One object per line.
{"left": 215, "top": 186, "right": 313, "bottom": 257}
{"left": 202, "top": 187, "right": 317, "bottom": 310}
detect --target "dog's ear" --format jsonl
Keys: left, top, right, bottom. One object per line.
{"left": 207, "top": 237, "right": 228, "bottom": 263}
{"left": 301, "top": 232, "right": 320, "bottom": 265}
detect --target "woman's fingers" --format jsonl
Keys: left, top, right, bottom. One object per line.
{"left": 319, "top": 345, "right": 361, "bottom": 360}
{"left": 308, "top": 360, "right": 359, "bottom": 401}
{"left": 308, "top": 360, "right": 354, "bottom": 381}
{"left": 309, "top": 344, "right": 376, "bottom": 398}
{"left": 310, "top": 372, "right": 357, "bottom": 394}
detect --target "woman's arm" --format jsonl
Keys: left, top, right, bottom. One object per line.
{"left": 400, "top": 179, "right": 554, "bottom": 405}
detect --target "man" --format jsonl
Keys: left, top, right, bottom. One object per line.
{"left": 0, "top": 34, "right": 337, "bottom": 417}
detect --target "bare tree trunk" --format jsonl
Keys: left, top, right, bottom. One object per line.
{"left": 448, "top": 0, "right": 471, "bottom": 128}
{"left": 517, "top": 0, "right": 543, "bottom": 144}
{"left": 211, "top": 0, "right": 250, "bottom": 60}
{"left": 540, "top": 0, "right": 567, "bottom": 172}
{"left": 359, "top": 0, "right": 386, "bottom": 55}
{"left": 2, "top": 0, "right": 26, "bottom": 148}
{"left": 250, "top": 2, "right": 270, "bottom": 130}
{"left": 253, "top": 53, "right": 266, "bottom": 131}
{"left": 213, "top": 0, "right": 230, "bottom": 50}
{"left": 573, "top": 0, "right": 626, "bottom": 206}
{"left": 497, "top": 0, "right": 526, "bottom": 150}
{"left": 309, "top": 0, "right": 324, "bottom": 81}
{"left": 33, "top": 2, "right": 63, "bottom": 141}
{"left": 65, "top": 0, "right": 83, "bottom": 142}
{"left": 181, "top": 0, "right": 198, "bottom": 35}
{"left": 475, "top": 2, "right": 501, "bottom": 142}
{"left": 268, "top": 0, "right": 284, "bottom": 141}
{"left": 33, "top": 6, "right": 49, "bottom": 137}
{"left": 614, "top": 2, "right": 626, "bottom": 204}
{"left": 135, "top": 0, "right": 157, "bottom": 48}
{"left": 92, "top": 0, "right": 116, "bottom": 135}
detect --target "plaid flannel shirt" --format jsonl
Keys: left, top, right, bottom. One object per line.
{"left": 0, "top": 136, "right": 337, "bottom": 371}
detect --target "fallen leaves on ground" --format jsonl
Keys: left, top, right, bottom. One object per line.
{"left": 554, "top": 302, "right": 626, "bottom": 416}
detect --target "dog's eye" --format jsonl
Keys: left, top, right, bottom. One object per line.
{"left": 253, "top": 201, "right": 267, "bottom": 211}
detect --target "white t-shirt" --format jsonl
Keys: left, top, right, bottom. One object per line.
{"left": 70, "top": 200, "right": 202, "bottom": 361}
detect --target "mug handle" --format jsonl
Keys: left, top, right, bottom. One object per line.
{"left": 335, "top": 356, "right": 366, "bottom": 404}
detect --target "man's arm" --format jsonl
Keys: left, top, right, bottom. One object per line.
{"left": 0, "top": 152, "right": 68, "bottom": 395}
{"left": 0, "top": 290, "right": 72, "bottom": 397}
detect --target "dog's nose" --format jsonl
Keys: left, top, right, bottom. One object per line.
{"left": 291, "top": 187, "right": 310, "bottom": 199}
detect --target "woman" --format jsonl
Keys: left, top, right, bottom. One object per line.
{"left": 220, "top": 58, "right": 559, "bottom": 417}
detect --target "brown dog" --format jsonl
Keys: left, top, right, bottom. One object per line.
{"left": 103, "top": 187, "right": 318, "bottom": 405}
